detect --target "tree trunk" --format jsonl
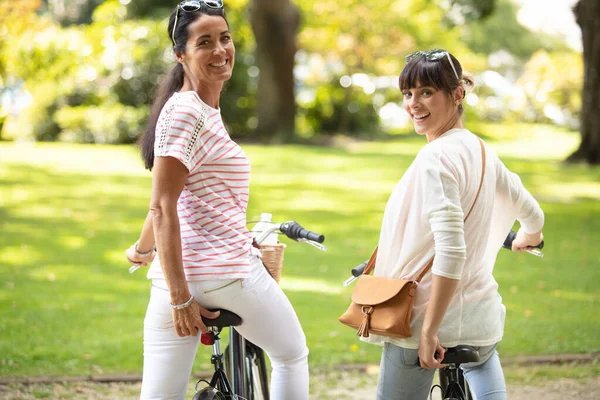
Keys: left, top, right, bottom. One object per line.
{"left": 567, "top": 0, "right": 600, "bottom": 164}
{"left": 249, "top": 0, "right": 299, "bottom": 143}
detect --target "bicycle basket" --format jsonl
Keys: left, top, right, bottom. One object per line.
{"left": 259, "top": 243, "right": 286, "bottom": 283}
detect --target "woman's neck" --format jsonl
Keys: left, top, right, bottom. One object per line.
{"left": 180, "top": 78, "right": 223, "bottom": 109}
{"left": 426, "top": 117, "right": 464, "bottom": 143}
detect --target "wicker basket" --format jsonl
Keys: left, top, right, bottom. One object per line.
{"left": 259, "top": 243, "right": 287, "bottom": 283}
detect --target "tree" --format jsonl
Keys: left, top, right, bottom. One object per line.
{"left": 249, "top": 0, "right": 300, "bottom": 142}
{"left": 40, "top": 0, "right": 104, "bottom": 25}
{"left": 567, "top": 0, "right": 600, "bottom": 164}
{"left": 247, "top": 0, "right": 498, "bottom": 141}
{"left": 460, "top": 0, "right": 567, "bottom": 61}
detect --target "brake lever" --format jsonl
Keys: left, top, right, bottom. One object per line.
{"left": 128, "top": 264, "right": 142, "bottom": 274}
{"left": 524, "top": 248, "right": 544, "bottom": 258}
{"left": 297, "top": 238, "right": 327, "bottom": 251}
{"left": 342, "top": 275, "right": 359, "bottom": 287}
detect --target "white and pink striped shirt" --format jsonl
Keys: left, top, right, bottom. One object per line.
{"left": 147, "top": 91, "right": 259, "bottom": 281}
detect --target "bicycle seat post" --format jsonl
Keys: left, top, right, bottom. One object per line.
{"left": 197, "top": 309, "right": 244, "bottom": 397}
{"left": 207, "top": 327, "right": 224, "bottom": 370}
{"left": 199, "top": 326, "right": 235, "bottom": 395}
{"left": 446, "top": 363, "right": 460, "bottom": 388}
{"left": 439, "top": 363, "right": 467, "bottom": 400}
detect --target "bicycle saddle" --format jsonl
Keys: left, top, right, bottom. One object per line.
{"left": 441, "top": 345, "right": 480, "bottom": 365}
{"left": 201, "top": 309, "right": 242, "bottom": 328}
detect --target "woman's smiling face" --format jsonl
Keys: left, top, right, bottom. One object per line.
{"left": 402, "top": 83, "right": 460, "bottom": 141}
{"left": 177, "top": 14, "right": 234, "bottom": 85}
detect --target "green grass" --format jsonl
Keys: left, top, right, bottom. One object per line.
{"left": 503, "top": 361, "right": 600, "bottom": 385}
{"left": 1, "top": 123, "right": 599, "bottom": 377}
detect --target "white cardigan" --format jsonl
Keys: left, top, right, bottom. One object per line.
{"left": 363, "top": 128, "right": 544, "bottom": 349}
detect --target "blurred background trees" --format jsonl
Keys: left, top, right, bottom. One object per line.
{"left": 0, "top": 0, "right": 593, "bottom": 162}
{"left": 249, "top": 0, "right": 299, "bottom": 142}
{"left": 567, "top": 0, "right": 599, "bottom": 164}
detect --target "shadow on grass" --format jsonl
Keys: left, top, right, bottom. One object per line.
{"left": 1, "top": 163, "right": 366, "bottom": 376}
{"left": 1, "top": 143, "right": 599, "bottom": 377}
{"left": 1, "top": 164, "right": 153, "bottom": 376}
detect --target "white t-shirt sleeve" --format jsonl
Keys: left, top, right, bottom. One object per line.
{"left": 494, "top": 153, "right": 544, "bottom": 234}
{"left": 418, "top": 149, "right": 467, "bottom": 280}
{"left": 154, "top": 106, "right": 208, "bottom": 171}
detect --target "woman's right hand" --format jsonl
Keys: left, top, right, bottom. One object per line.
{"left": 512, "top": 227, "right": 543, "bottom": 252}
{"left": 125, "top": 242, "right": 155, "bottom": 267}
{"left": 172, "top": 301, "right": 220, "bottom": 337}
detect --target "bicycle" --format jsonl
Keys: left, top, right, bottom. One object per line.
{"left": 343, "top": 230, "right": 544, "bottom": 400}
{"left": 191, "top": 216, "right": 326, "bottom": 400}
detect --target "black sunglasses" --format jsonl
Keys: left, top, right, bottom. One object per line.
{"left": 172, "top": 0, "right": 224, "bottom": 45}
{"left": 405, "top": 49, "right": 460, "bottom": 81}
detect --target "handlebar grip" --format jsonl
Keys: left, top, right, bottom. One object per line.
{"left": 279, "top": 221, "right": 325, "bottom": 243}
{"left": 351, "top": 260, "right": 369, "bottom": 277}
{"left": 302, "top": 228, "right": 325, "bottom": 243}
{"left": 503, "top": 230, "right": 544, "bottom": 250}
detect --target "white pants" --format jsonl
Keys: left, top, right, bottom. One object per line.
{"left": 140, "top": 256, "right": 309, "bottom": 400}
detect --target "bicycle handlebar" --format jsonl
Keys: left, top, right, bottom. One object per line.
{"left": 351, "top": 260, "right": 369, "bottom": 277}
{"left": 279, "top": 221, "right": 325, "bottom": 243}
{"left": 502, "top": 230, "right": 544, "bottom": 250}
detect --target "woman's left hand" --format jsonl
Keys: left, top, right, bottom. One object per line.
{"left": 418, "top": 331, "right": 446, "bottom": 369}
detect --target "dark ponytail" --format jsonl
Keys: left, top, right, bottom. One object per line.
{"left": 139, "top": 63, "right": 184, "bottom": 170}
{"left": 138, "top": 3, "right": 228, "bottom": 170}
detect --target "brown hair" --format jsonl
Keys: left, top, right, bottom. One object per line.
{"left": 139, "top": 4, "right": 228, "bottom": 170}
{"left": 399, "top": 51, "right": 474, "bottom": 114}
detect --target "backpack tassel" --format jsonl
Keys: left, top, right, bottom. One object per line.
{"left": 357, "top": 306, "right": 373, "bottom": 338}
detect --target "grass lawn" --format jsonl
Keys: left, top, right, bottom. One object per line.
{"left": 1, "top": 123, "right": 599, "bottom": 377}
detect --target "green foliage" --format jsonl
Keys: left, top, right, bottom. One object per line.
{"left": 1, "top": 124, "right": 599, "bottom": 376}
{"left": 298, "top": 82, "right": 381, "bottom": 137}
{"left": 0, "top": 0, "right": 582, "bottom": 143}
{"left": 298, "top": 0, "right": 469, "bottom": 74}
{"left": 513, "top": 50, "right": 582, "bottom": 125}
{"left": 294, "top": 0, "right": 482, "bottom": 136}
{"left": 124, "top": 0, "right": 173, "bottom": 19}
{"left": 55, "top": 103, "right": 148, "bottom": 144}
{"left": 460, "top": 0, "right": 570, "bottom": 60}
{"left": 213, "top": 1, "right": 259, "bottom": 137}
{"left": 40, "top": 0, "right": 105, "bottom": 25}
{"left": 1, "top": 3, "right": 156, "bottom": 141}
{"left": 1, "top": 19, "right": 84, "bottom": 141}
{"left": 6, "top": 81, "right": 67, "bottom": 142}
{"left": 445, "top": 0, "right": 496, "bottom": 22}
{"left": 0, "top": 0, "right": 260, "bottom": 142}
{"left": 0, "top": 106, "right": 6, "bottom": 141}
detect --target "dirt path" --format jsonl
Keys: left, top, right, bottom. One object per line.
{"left": 1, "top": 365, "right": 598, "bottom": 399}
{"left": 310, "top": 369, "right": 600, "bottom": 400}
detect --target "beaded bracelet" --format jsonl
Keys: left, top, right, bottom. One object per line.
{"left": 170, "top": 295, "right": 195, "bottom": 310}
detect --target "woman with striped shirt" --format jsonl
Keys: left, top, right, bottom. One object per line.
{"left": 125, "top": 2, "right": 308, "bottom": 399}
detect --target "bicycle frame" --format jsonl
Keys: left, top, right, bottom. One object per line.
{"left": 228, "top": 328, "right": 247, "bottom": 396}
{"left": 437, "top": 365, "right": 472, "bottom": 400}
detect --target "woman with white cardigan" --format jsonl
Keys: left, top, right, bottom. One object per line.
{"left": 370, "top": 50, "right": 545, "bottom": 400}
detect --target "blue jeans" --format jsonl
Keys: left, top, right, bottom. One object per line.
{"left": 377, "top": 343, "right": 506, "bottom": 400}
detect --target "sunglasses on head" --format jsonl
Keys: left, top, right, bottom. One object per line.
{"left": 172, "top": 0, "right": 224, "bottom": 45}
{"left": 405, "top": 49, "right": 460, "bottom": 81}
